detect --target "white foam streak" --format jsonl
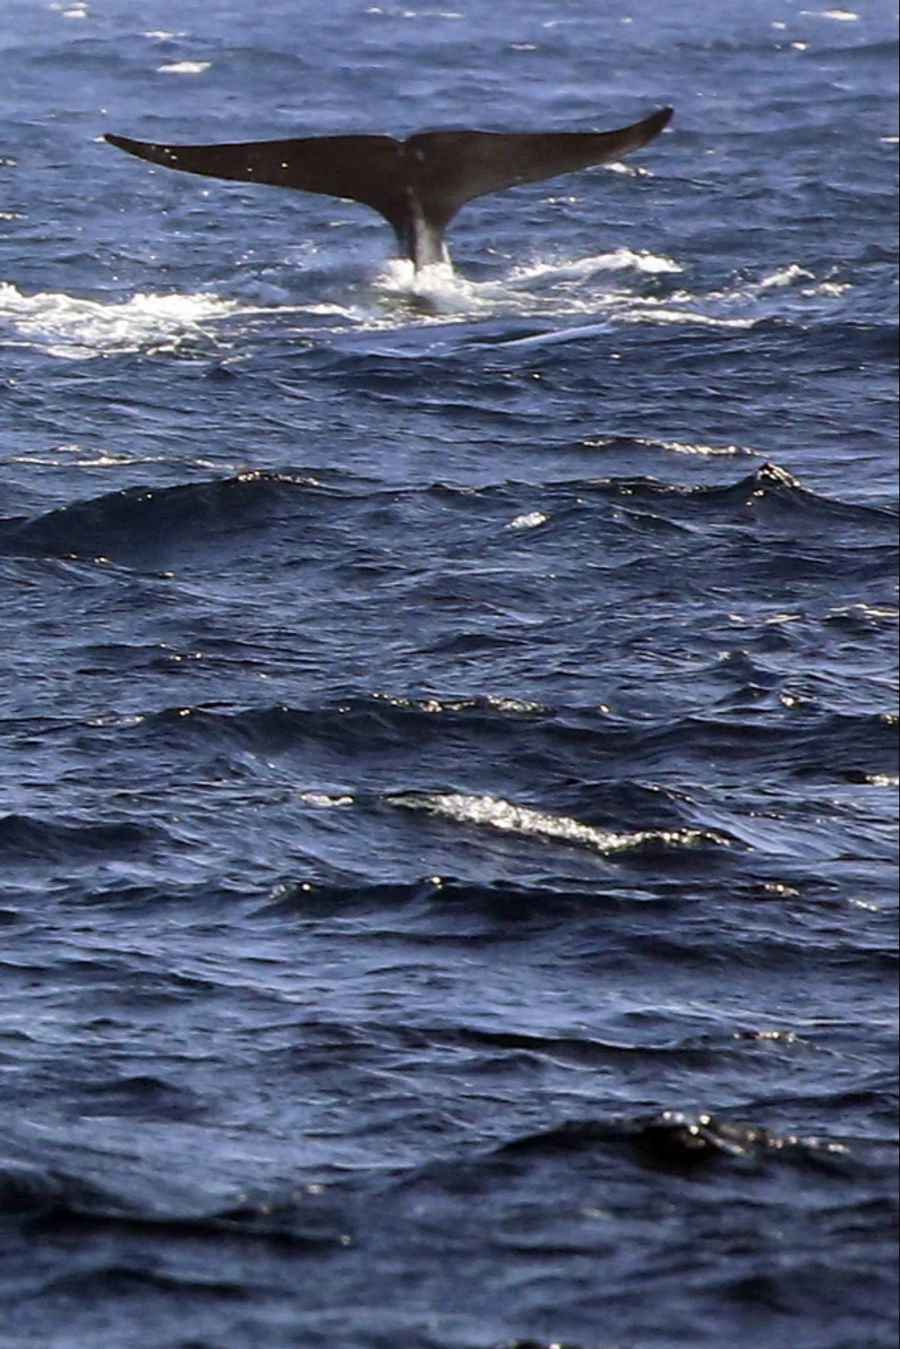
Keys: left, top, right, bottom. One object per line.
{"left": 799, "top": 6, "right": 859, "bottom": 17}
{"left": 508, "top": 248, "right": 682, "bottom": 285}
{"left": 0, "top": 282, "right": 240, "bottom": 358}
{"left": 396, "top": 792, "right": 724, "bottom": 855}
{"left": 631, "top": 435, "right": 749, "bottom": 458}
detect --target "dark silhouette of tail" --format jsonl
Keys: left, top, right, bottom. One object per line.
{"left": 105, "top": 107, "right": 673, "bottom": 269}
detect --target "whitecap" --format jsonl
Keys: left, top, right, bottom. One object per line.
{"left": 603, "top": 161, "right": 651, "bottom": 178}
{"left": 759, "top": 264, "right": 816, "bottom": 289}
{"left": 508, "top": 511, "right": 549, "bottom": 531}
{"left": 801, "top": 281, "right": 851, "bottom": 298}
{"left": 297, "top": 792, "right": 355, "bottom": 808}
{"left": 157, "top": 61, "right": 212, "bottom": 75}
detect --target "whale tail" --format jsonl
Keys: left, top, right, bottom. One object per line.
{"left": 104, "top": 106, "right": 672, "bottom": 269}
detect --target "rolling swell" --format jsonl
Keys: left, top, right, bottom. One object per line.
{"left": 0, "top": 461, "right": 894, "bottom": 564}
{"left": 107, "top": 690, "right": 898, "bottom": 806}
{"left": 0, "top": 469, "right": 327, "bottom": 561}
{"left": 0, "top": 813, "right": 161, "bottom": 862}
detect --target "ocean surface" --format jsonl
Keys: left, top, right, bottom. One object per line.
{"left": 0, "top": 2, "right": 897, "bottom": 1346}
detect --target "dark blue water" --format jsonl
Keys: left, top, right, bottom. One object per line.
{"left": 1, "top": 2, "right": 897, "bottom": 1346}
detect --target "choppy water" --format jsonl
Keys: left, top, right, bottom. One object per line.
{"left": 1, "top": 2, "right": 898, "bottom": 1347}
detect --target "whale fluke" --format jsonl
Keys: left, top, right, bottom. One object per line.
{"left": 105, "top": 107, "right": 672, "bottom": 269}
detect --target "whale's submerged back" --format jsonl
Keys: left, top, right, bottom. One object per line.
{"left": 105, "top": 107, "right": 673, "bottom": 269}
